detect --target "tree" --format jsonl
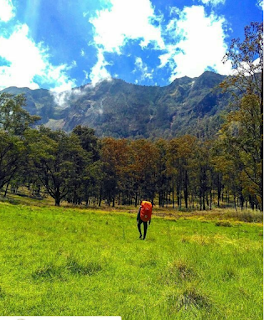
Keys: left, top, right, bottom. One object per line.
{"left": 167, "top": 135, "right": 197, "bottom": 209}
{"left": 192, "top": 141, "right": 213, "bottom": 210}
{"left": 219, "top": 22, "right": 263, "bottom": 209}
{"left": 129, "top": 139, "right": 158, "bottom": 205}
{"left": 0, "top": 93, "right": 40, "bottom": 135}
{"left": 70, "top": 125, "right": 101, "bottom": 205}
{"left": 0, "top": 93, "right": 39, "bottom": 193}
{"left": 73, "top": 125, "right": 100, "bottom": 161}
{"left": 221, "top": 22, "right": 263, "bottom": 100}
{"left": 154, "top": 139, "right": 170, "bottom": 207}
{"left": 0, "top": 131, "right": 25, "bottom": 190}
{"left": 100, "top": 138, "right": 131, "bottom": 206}
{"left": 217, "top": 94, "right": 262, "bottom": 208}
{"left": 28, "top": 128, "right": 86, "bottom": 206}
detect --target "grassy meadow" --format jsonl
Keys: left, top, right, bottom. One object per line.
{"left": 0, "top": 199, "right": 262, "bottom": 319}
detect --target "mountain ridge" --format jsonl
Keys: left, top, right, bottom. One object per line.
{"left": 1, "top": 71, "right": 232, "bottom": 139}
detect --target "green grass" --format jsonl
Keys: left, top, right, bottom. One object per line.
{"left": 0, "top": 202, "right": 262, "bottom": 319}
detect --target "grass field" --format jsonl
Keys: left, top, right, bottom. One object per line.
{"left": 0, "top": 200, "right": 262, "bottom": 319}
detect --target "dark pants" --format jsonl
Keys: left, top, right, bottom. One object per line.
{"left": 137, "top": 212, "right": 148, "bottom": 239}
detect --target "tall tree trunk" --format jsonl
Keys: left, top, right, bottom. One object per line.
{"left": 4, "top": 183, "right": 9, "bottom": 197}
{"left": 184, "top": 170, "right": 188, "bottom": 209}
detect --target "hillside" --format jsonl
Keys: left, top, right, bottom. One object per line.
{"left": 1, "top": 71, "right": 233, "bottom": 139}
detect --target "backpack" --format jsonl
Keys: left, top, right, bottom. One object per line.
{"left": 140, "top": 201, "right": 152, "bottom": 222}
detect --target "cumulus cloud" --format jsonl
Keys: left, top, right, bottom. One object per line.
{"left": 90, "top": 0, "right": 164, "bottom": 52}
{"left": 0, "top": 0, "right": 15, "bottom": 22}
{"left": 159, "top": 5, "right": 232, "bottom": 81}
{"left": 0, "top": 24, "right": 76, "bottom": 91}
{"left": 0, "top": 1, "right": 76, "bottom": 91}
{"left": 88, "top": 0, "right": 164, "bottom": 83}
{"left": 88, "top": 1, "right": 233, "bottom": 85}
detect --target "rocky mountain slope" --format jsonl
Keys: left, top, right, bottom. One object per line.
{"left": 2, "top": 71, "right": 233, "bottom": 139}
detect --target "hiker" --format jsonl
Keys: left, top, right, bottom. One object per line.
{"left": 137, "top": 200, "right": 152, "bottom": 240}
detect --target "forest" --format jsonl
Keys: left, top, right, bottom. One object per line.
{"left": 0, "top": 22, "right": 262, "bottom": 211}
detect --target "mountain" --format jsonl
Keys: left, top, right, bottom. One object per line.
{"left": 1, "top": 71, "right": 233, "bottom": 139}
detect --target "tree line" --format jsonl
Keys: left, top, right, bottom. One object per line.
{"left": 0, "top": 22, "right": 262, "bottom": 210}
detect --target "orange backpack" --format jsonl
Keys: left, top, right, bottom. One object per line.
{"left": 140, "top": 201, "right": 152, "bottom": 222}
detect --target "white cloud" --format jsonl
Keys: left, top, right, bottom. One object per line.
{"left": 133, "top": 57, "right": 153, "bottom": 82}
{"left": 51, "top": 86, "right": 88, "bottom": 109}
{"left": 88, "top": 0, "right": 164, "bottom": 83}
{"left": 0, "top": 24, "right": 76, "bottom": 91}
{"left": 233, "top": 58, "right": 262, "bottom": 78}
{"left": 256, "top": 0, "right": 263, "bottom": 9}
{"left": 159, "top": 5, "right": 232, "bottom": 81}
{"left": 90, "top": 0, "right": 164, "bottom": 52}
{"left": 196, "top": 0, "right": 226, "bottom": 6}
{"left": 83, "top": 70, "right": 89, "bottom": 80}
{"left": 0, "top": 0, "right": 15, "bottom": 22}
{"left": 89, "top": 48, "right": 112, "bottom": 85}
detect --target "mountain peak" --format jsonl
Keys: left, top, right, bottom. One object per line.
{"left": 1, "top": 72, "right": 230, "bottom": 139}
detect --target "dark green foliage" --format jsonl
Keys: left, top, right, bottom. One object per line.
{"left": 26, "top": 128, "right": 90, "bottom": 206}
{"left": 0, "top": 93, "right": 40, "bottom": 135}
{"left": 0, "top": 93, "right": 40, "bottom": 190}
{"left": 0, "top": 131, "right": 24, "bottom": 189}
{"left": 73, "top": 125, "right": 100, "bottom": 161}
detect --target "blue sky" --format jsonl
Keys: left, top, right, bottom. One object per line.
{"left": 0, "top": 0, "right": 262, "bottom": 92}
